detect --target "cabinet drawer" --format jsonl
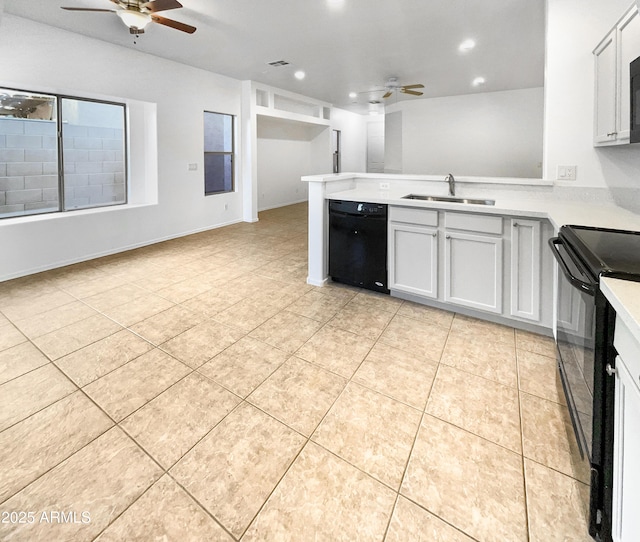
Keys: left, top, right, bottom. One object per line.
{"left": 445, "top": 212, "right": 503, "bottom": 234}
{"left": 389, "top": 206, "right": 438, "bottom": 226}
{"left": 615, "top": 315, "right": 640, "bottom": 393}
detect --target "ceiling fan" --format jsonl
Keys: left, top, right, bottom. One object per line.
{"left": 380, "top": 78, "right": 424, "bottom": 99}
{"left": 61, "top": 0, "right": 197, "bottom": 35}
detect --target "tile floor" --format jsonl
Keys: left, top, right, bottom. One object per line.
{"left": 0, "top": 202, "right": 593, "bottom": 541}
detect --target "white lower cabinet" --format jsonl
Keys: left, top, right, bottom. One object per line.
{"left": 387, "top": 206, "right": 550, "bottom": 327}
{"left": 389, "top": 222, "right": 438, "bottom": 298}
{"left": 443, "top": 230, "right": 503, "bottom": 313}
{"left": 510, "top": 218, "right": 541, "bottom": 321}
{"left": 612, "top": 317, "right": 640, "bottom": 542}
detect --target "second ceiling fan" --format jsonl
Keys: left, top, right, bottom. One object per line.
{"left": 380, "top": 77, "right": 424, "bottom": 99}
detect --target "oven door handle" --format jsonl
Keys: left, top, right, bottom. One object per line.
{"left": 548, "top": 237, "right": 596, "bottom": 294}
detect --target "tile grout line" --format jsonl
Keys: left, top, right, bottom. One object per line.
{"left": 381, "top": 314, "right": 483, "bottom": 542}
{"left": 514, "top": 331, "right": 533, "bottom": 542}
{"left": 232, "top": 301, "right": 398, "bottom": 539}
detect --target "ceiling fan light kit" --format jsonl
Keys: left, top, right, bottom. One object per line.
{"left": 117, "top": 9, "right": 151, "bottom": 31}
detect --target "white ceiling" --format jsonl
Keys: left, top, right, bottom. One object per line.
{"left": 3, "top": 0, "right": 546, "bottom": 114}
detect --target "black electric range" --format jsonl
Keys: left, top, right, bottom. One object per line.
{"left": 549, "top": 225, "right": 640, "bottom": 542}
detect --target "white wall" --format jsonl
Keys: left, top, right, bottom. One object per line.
{"left": 384, "top": 111, "right": 403, "bottom": 174}
{"left": 256, "top": 137, "right": 311, "bottom": 211}
{"left": 0, "top": 15, "right": 243, "bottom": 280}
{"left": 545, "top": 0, "right": 640, "bottom": 197}
{"left": 388, "top": 88, "right": 544, "bottom": 178}
{"left": 255, "top": 107, "right": 366, "bottom": 212}
{"left": 255, "top": 116, "right": 324, "bottom": 212}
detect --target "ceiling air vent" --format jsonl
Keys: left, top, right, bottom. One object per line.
{"left": 267, "top": 60, "right": 290, "bottom": 67}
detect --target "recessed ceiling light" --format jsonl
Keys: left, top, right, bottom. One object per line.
{"left": 459, "top": 39, "right": 476, "bottom": 52}
{"left": 472, "top": 76, "right": 486, "bottom": 86}
{"left": 294, "top": 70, "right": 306, "bottom": 80}
{"left": 349, "top": 92, "right": 357, "bottom": 99}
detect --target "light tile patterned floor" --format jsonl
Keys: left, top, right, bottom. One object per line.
{"left": 0, "top": 202, "right": 593, "bottom": 541}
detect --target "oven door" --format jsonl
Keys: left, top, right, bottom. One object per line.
{"left": 550, "top": 237, "right": 597, "bottom": 461}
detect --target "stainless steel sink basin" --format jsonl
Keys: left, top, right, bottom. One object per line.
{"left": 402, "top": 194, "right": 495, "bottom": 206}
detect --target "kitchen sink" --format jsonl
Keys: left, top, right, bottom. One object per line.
{"left": 402, "top": 194, "right": 495, "bottom": 206}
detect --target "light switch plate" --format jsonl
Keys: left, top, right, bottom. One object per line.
{"left": 188, "top": 163, "right": 198, "bottom": 171}
{"left": 557, "top": 165, "right": 577, "bottom": 180}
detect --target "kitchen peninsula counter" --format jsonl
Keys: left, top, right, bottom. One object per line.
{"left": 303, "top": 172, "right": 640, "bottom": 288}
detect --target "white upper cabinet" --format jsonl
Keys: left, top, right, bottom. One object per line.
{"left": 617, "top": 7, "right": 640, "bottom": 141}
{"left": 594, "top": 30, "right": 619, "bottom": 144}
{"left": 594, "top": 5, "right": 640, "bottom": 146}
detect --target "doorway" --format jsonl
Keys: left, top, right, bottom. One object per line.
{"left": 332, "top": 129, "right": 341, "bottom": 174}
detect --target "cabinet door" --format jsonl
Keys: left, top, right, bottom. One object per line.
{"left": 389, "top": 223, "right": 438, "bottom": 298}
{"left": 612, "top": 356, "right": 640, "bottom": 542}
{"left": 444, "top": 231, "right": 502, "bottom": 313}
{"left": 617, "top": 7, "right": 640, "bottom": 142}
{"left": 594, "top": 30, "right": 619, "bottom": 145}
{"left": 510, "top": 219, "right": 541, "bottom": 321}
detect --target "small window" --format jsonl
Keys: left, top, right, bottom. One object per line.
{"left": 204, "top": 111, "right": 234, "bottom": 195}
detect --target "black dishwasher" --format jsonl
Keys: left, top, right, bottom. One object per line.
{"left": 328, "top": 200, "right": 389, "bottom": 294}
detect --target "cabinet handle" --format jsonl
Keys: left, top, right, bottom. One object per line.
{"left": 513, "top": 222, "right": 519, "bottom": 228}
{"left": 605, "top": 363, "right": 616, "bottom": 376}
{"left": 607, "top": 132, "right": 618, "bottom": 137}
{"left": 445, "top": 235, "right": 451, "bottom": 239}
{"left": 432, "top": 232, "right": 437, "bottom": 237}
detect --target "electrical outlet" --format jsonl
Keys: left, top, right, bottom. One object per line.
{"left": 188, "top": 163, "right": 198, "bottom": 171}
{"left": 379, "top": 182, "right": 390, "bottom": 190}
{"left": 557, "top": 165, "right": 577, "bottom": 180}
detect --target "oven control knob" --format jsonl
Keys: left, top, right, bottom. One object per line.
{"left": 605, "top": 363, "right": 616, "bottom": 376}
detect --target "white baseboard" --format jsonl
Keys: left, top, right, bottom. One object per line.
{"left": 0, "top": 218, "right": 244, "bottom": 282}
{"left": 258, "top": 197, "right": 308, "bottom": 213}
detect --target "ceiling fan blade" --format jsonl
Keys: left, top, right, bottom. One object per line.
{"left": 382, "top": 90, "right": 393, "bottom": 99}
{"left": 400, "top": 89, "right": 423, "bottom": 96}
{"left": 151, "top": 14, "right": 196, "bottom": 33}
{"left": 142, "top": 0, "right": 183, "bottom": 12}
{"left": 401, "top": 84, "right": 424, "bottom": 90}
{"left": 61, "top": 7, "right": 115, "bottom": 12}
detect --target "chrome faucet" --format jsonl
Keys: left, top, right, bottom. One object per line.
{"left": 445, "top": 173, "right": 455, "bottom": 196}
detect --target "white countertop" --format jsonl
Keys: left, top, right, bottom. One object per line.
{"left": 326, "top": 187, "right": 640, "bottom": 231}
{"left": 601, "top": 278, "right": 640, "bottom": 342}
